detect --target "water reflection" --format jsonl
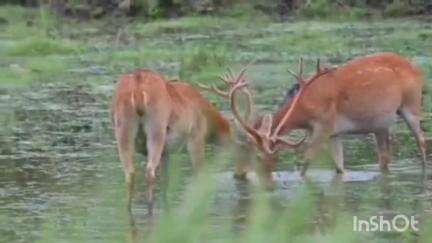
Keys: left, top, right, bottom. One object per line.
{"left": 231, "top": 179, "right": 252, "bottom": 232}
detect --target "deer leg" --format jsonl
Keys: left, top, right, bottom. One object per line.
{"left": 187, "top": 132, "right": 206, "bottom": 172}
{"left": 113, "top": 113, "right": 138, "bottom": 211}
{"left": 234, "top": 141, "right": 254, "bottom": 180}
{"left": 160, "top": 147, "right": 170, "bottom": 209}
{"left": 145, "top": 119, "right": 167, "bottom": 215}
{"left": 400, "top": 109, "right": 427, "bottom": 167}
{"left": 302, "top": 125, "right": 330, "bottom": 176}
{"left": 330, "top": 136, "right": 345, "bottom": 174}
{"left": 261, "top": 153, "right": 278, "bottom": 189}
{"left": 374, "top": 129, "right": 391, "bottom": 172}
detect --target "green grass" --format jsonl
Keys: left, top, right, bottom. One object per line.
{"left": 0, "top": 65, "right": 32, "bottom": 87}
{"left": 27, "top": 55, "right": 73, "bottom": 79}
{"left": 0, "top": 5, "right": 30, "bottom": 23}
{"left": 384, "top": 0, "right": 415, "bottom": 17}
{"left": 299, "top": 0, "right": 369, "bottom": 20}
{"left": 179, "top": 46, "right": 231, "bottom": 83}
{"left": 0, "top": 5, "right": 61, "bottom": 39}
{"left": 132, "top": 16, "right": 239, "bottom": 36}
{"left": 8, "top": 37, "right": 80, "bottom": 56}
{"left": 131, "top": 4, "right": 271, "bottom": 37}
{"left": 0, "top": 55, "right": 74, "bottom": 88}
{"left": 252, "top": 28, "right": 354, "bottom": 55}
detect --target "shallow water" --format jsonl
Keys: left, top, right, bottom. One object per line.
{"left": 1, "top": 83, "right": 432, "bottom": 243}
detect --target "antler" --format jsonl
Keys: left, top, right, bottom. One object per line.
{"left": 197, "top": 83, "right": 229, "bottom": 98}
{"left": 198, "top": 59, "right": 255, "bottom": 99}
{"left": 287, "top": 58, "right": 329, "bottom": 88}
{"left": 199, "top": 65, "right": 254, "bottom": 121}
{"left": 226, "top": 68, "right": 307, "bottom": 155}
{"left": 197, "top": 68, "right": 242, "bottom": 98}
{"left": 227, "top": 59, "right": 334, "bottom": 154}
{"left": 270, "top": 59, "right": 334, "bottom": 140}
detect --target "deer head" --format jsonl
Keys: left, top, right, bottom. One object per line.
{"left": 220, "top": 59, "right": 333, "bottom": 155}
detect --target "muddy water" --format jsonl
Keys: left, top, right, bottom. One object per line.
{"left": 0, "top": 82, "right": 431, "bottom": 242}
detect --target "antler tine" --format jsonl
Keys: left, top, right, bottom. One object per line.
{"left": 235, "top": 68, "right": 247, "bottom": 84}
{"left": 197, "top": 83, "right": 214, "bottom": 91}
{"left": 229, "top": 80, "right": 263, "bottom": 147}
{"left": 214, "top": 64, "right": 252, "bottom": 101}
{"left": 227, "top": 67, "right": 247, "bottom": 89}
{"left": 197, "top": 83, "right": 229, "bottom": 98}
{"left": 218, "top": 74, "right": 230, "bottom": 84}
{"left": 304, "top": 59, "right": 334, "bottom": 86}
{"left": 242, "top": 88, "right": 253, "bottom": 121}
{"left": 256, "top": 114, "right": 274, "bottom": 154}
{"left": 221, "top": 59, "right": 256, "bottom": 85}
{"left": 218, "top": 68, "right": 233, "bottom": 84}
{"left": 274, "top": 134, "right": 307, "bottom": 149}
{"left": 227, "top": 67, "right": 237, "bottom": 83}
{"left": 288, "top": 58, "right": 306, "bottom": 83}
{"left": 287, "top": 69, "right": 299, "bottom": 80}
{"left": 299, "top": 58, "right": 304, "bottom": 79}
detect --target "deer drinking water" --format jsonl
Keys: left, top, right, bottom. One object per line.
{"left": 111, "top": 69, "right": 232, "bottom": 211}
{"left": 217, "top": 53, "right": 427, "bottom": 180}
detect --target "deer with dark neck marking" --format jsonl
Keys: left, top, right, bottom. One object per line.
{"left": 211, "top": 53, "right": 427, "bottom": 181}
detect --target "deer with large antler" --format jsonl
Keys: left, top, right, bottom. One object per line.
{"left": 209, "top": 53, "right": 427, "bottom": 179}
{"left": 112, "top": 69, "right": 232, "bottom": 211}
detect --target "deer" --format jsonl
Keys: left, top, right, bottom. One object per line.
{"left": 212, "top": 53, "right": 427, "bottom": 181}
{"left": 111, "top": 69, "right": 232, "bottom": 212}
